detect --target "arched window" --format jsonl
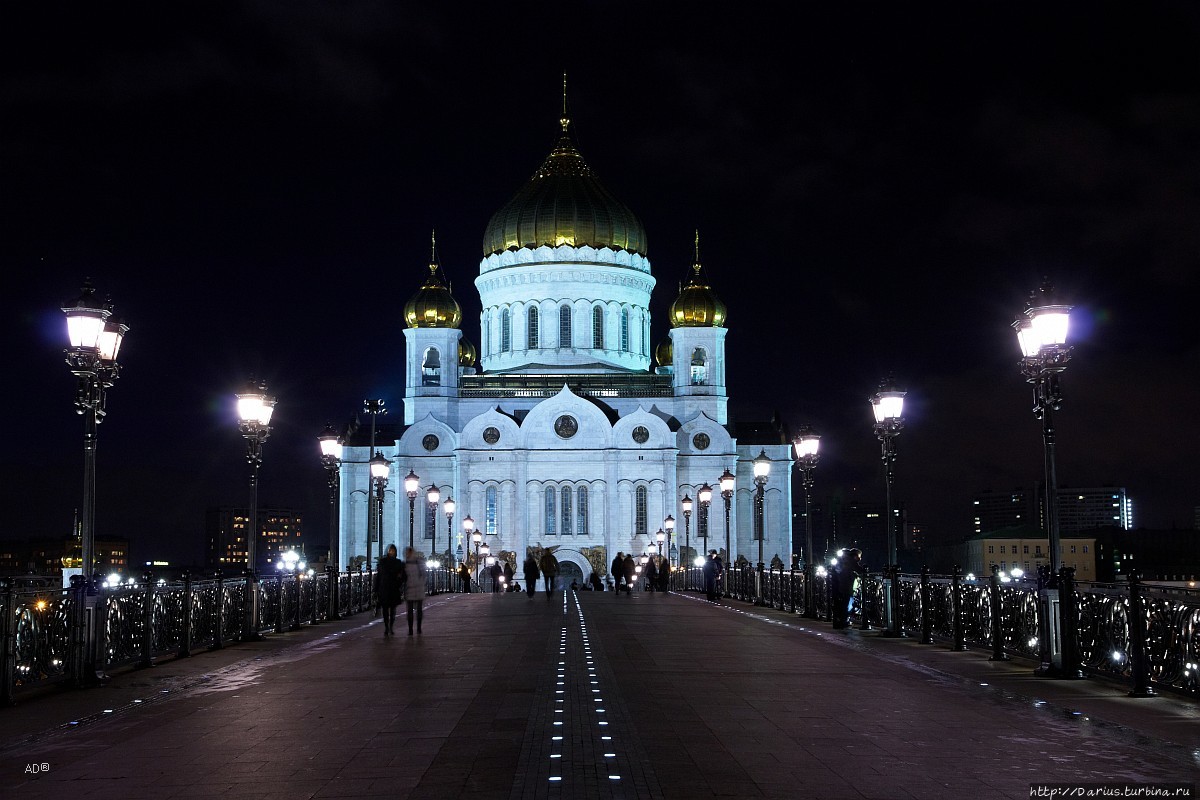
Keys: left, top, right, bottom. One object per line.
{"left": 484, "top": 315, "right": 491, "bottom": 358}
{"left": 592, "top": 306, "right": 604, "bottom": 349}
{"left": 500, "top": 309, "right": 511, "bottom": 353}
{"left": 527, "top": 306, "right": 539, "bottom": 350}
{"left": 559, "top": 305, "right": 572, "bottom": 348}
{"left": 642, "top": 317, "right": 649, "bottom": 356}
{"left": 561, "top": 487, "right": 572, "bottom": 535}
{"left": 421, "top": 347, "right": 441, "bottom": 386}
{"left": 545, "top": 487, "right": 556, "bottom": 536}
{"left": 486, "top": 486, "right": 498, "bottom": 537}
{"left": 635, "top": 486, "right": 648, "bottom": 536}
{"left": 690, "top": 347, "right": 708, "bottom": 385}
{"left": 620, "top": 308, "right": 630, "bottom": 352}
{"left": 577, "top": 486, "right": 588, "bottom": 535}
{"left": 698, "top": 496, "right": 709, "bottom": 540}
{"left": 424, "top": 496, "right": 437, "bottom": 540}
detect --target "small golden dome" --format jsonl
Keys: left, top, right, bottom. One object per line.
{"left": 670, "top": 263, "right": 727, "bottom": 328}
{"left": 482, "top": 120, "right": 647, "bottom": 257}
{"left": 404, "top": 234, "right": 462, "bottom": 329}
{"left": 458, "top": 336, "right": 477, "bottom": 368}
{"left": 654, "top": 336, "right": 673, "bottom": 367}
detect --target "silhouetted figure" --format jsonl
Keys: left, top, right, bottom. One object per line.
{"left": 404, "top": 547, "right": 427, "bottom": 635}
{"left": 830, "top": 548, "right": 863, "bottom": 629}
{"left": 374, "top": 544, "right": 404, "bottom": 636}
{"left": 540, "top": 550, "right": 559, "bottom": 600}
{"left": 523, "top": 554, "right": 540, "bottom": 598}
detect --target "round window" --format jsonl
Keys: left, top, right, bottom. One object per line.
{"left": 482, "top": 427, "right": 500, "bottom": 445}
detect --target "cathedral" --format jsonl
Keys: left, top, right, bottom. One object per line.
{"left": 336, "top": 108, "right": 793, "bottom": 586}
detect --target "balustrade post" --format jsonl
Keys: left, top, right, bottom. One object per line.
{"left": 327, "top": 565, "right": 339, "bottom": 620}
{"left": 1, "top": 580, "right": 15, "bottom": 706}
{"left": 920, "top": 566, "right": 933, "bottom": 645}
{"left": 989, "top": 566, "right": 1010, "bottom": 662}
{"left": 139, "top": 570, "right": 155, "bottom": 668}
{"left": 179, "top": 571, "right": 193, "bottom": 658}
{"left": 276, "top": 573, "right": 286, "bottom": 634}
{"left": 69, "top": 575, "right": 88, "bottom": 687}
{"left": 294, "top": 570, "right": 303, "bottom": 630}
{"left": 858, "top": 569, "right": 871, "bottom": 631}
{"left": 213, "top": 572, "right": 225, "bottom": 650}
{"left": 1057, "top": 565, "right": 1085, "bottom": 679}
{"left": 1126, "top": 571, "right": 1155, "bottom": 697}
{"left": 950, "top": 565, "right": 967, "bottom": 651}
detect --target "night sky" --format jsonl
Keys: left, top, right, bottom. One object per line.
{"left": 4, "top": 3, "right": 1198, "bottom": 568}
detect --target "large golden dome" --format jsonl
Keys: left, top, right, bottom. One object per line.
{"left": 404, "top": 238, "right": 462, "bottom": 329}
{"left": 670, "top": 263, "right": 727, "bottom": 328}
{"left": 654, "top": 336, "right": 673, "bottom": 367}
{"left": 482, "top": 120, "right": 647, "bottom": 257}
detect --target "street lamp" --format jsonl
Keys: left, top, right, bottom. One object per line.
{"left": 362, "top": 399, "right": 386, "bottom": 565}
{"left": 1014, "top": 280, "right": 1079, "bottom": 677}
{"left": 681, "top": 496, "right": 693, "bottom": 585}
{"left": 318, "top": 424, "right": 343, "bottom": 617}
{"left": 663, "top": 515, "right": 675, "bottom": 567}
{"left": 425, "top": 482, "right": 440, "bottom": 558}
{"left": 236, "top": 380, "right": 276, "bottom": 573}
{"left": 480, "top": 541, "right": 491, "bottom": 590}
{"left": 465, "top": 516, "right": 479, "bottom": 583}
{"left": 656, "top": 528, "right": 666, "bottom": 568}
{"left": 793, "top": 427, "right": 820, "bottom": 618}
{"left": 443, "top": 495, "right": 456, "bottom": 568}
{"left": 719, "top": 468, "right": 735, "bottom": 598}
{"left": 404, "top": 469, "right": 420, "bottom": 550}
{"left": 871, "top": 376, "right": 906, "bottom": 637}
{"left": 369, "top": 452, "right": 391, "bottom": 565}
{"left": 752, "top": 449, "right": 771, "bottom": 606}
{"left": 63, "top": 282, "right": 128, "bottom": 582}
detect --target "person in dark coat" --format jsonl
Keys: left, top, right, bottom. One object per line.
{"left": 622, "top": 554, "right": 636, "bottom": 594}
{"left": 503, "top": 560, "right": 515, "bottom": 592}
{"left": 656, "top": 556, "right": 671, "bottom": 593}
{"left": 589, "top": 571, "right": 604, "bottom": 591}
{"left": 488, "top": 560, "right": 503, "bottom": 593}
{"left": 830, "top": 548, "right": 863, "bottom": 629}
{"left": 523, "top": 553, "right": 540, "bottom": 598}
{"left": 702, "top": 550, "right": 722, "bottom": 602}
{"left": 374, "top": 544, "right": 405, "bottom": 636}
{"left": 611, "top": 552, "right": 625, "bottom": 595}
{"left": 539, "top": 549, "right": 559, "bottom": 600}
{"left": 644, "top": 556, "right": 658, "bottom": 592}
{"left": 457, "top": 561, "right": 471, "bottom": 593}
{"left": 404, "top": 547, "right": 427, "bottom": 635}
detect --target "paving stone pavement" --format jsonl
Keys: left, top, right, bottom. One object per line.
{"left": 1, "top": 588, "right": 1197, "bottom": 799}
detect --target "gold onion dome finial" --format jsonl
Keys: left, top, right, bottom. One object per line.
{"left": 654, "top": 336, "right": 674, "bottom": 368}
{"left": 481, "top": 76, "right": 648, "bottom": 257}
{"left": 669, "top": 230, "right": 727, "bottom": 328}
{"left": 458, "top": 335, "right": 477, "bottom": 368}
{"left": 404, "top": 230, "right": 462, "bottom": 328}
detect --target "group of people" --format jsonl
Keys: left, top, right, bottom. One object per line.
{"left": 609, "top": 552, "right": 671, "bottom": 594}
{"left": 521, "top": 549, "right": 560, "bottom": 600}
{"left": 372, "top": 545, "right": 427, "bottom": 637}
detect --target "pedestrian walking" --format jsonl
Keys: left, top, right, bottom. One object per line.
{"left": 830, "top": 548, "right": 863, "bottom": 629}
{"left": 656, "top": 556, "right": 671, "bottom": 592}
{"left": 703, "top": 550, "right": 722, "bottom": 602}
{"left": 489, "top": 559, "right": 503, "bottom": 593}
{"left": 374, "top": 544, "right": 404, "bottom": 636}
{"left": 457, "top": 561, "right": 471, "bottom": 593}
{"left": 403, "top": 547, "right": 427, "bottom": 635}
{"left": 539, "top": 548, "right": 559, "bottom": 600}
{"left": 523, "top": 552, "right": 540, "bottom": 598}
{"left": 589, "top": 571, "right": 604, "bottom": 591}
{"left": 503, "top": 560, "right": 515, "bottom": 592}
{"left": 611, "top": 552, "right": 624, "bottom": 596}
{"left": 645, "top": 556, "right": 658, "bottom": 592}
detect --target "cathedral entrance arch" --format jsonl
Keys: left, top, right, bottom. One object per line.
{"left": 549, "top": 547, "right": 592, "bottom": 588}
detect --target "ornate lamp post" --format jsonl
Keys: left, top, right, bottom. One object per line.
{"left": 63, "top": 283, "right": 128, "bottom": 583}
{"left": 425, "top": 482, "right": 440, "bottom": 558}
{"left": 663, "top": 515, "right": 675, "bottom": 567}
{"left": 719, "top": 468, "right": 735, "bottom": 598}
{"left": 698, "top": 483, "right": 712, "bottom": 554}
{"left": 443, "top": 495, "right": 456, "bottom": 568}
{"left": 362, "top": 399, "right": 386, "bottom": 563}
{"left": 467, "top": 518, "right": 480, "bottom": 583}
{"left": 236, "top": 380, "right": 275, "bottom": 638}
{"left": 752, "top": 449, "right": 771, "bottom": 606}
{"left": 369, "top": 452, "right": 391, "bottom": 565}
{"left": 681, "top": 496, "right": 692, "bottom": 583}
{"left": 480, "top": 541, "right": 491, "bottom": 590}
{"left": 792, "top": 427, "right": 821, "bottom": 618}
{"left": 871, "top": 377, "right": 906, "bottom": 638}
{"left": 1014, "top": 281, "right": 1079, "bottom": 677}
{"left": 318, "top": 425, "right": 343, "bottom": 617}
{"left": 403, "top": 469, "right": 420, "bottom": 550}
